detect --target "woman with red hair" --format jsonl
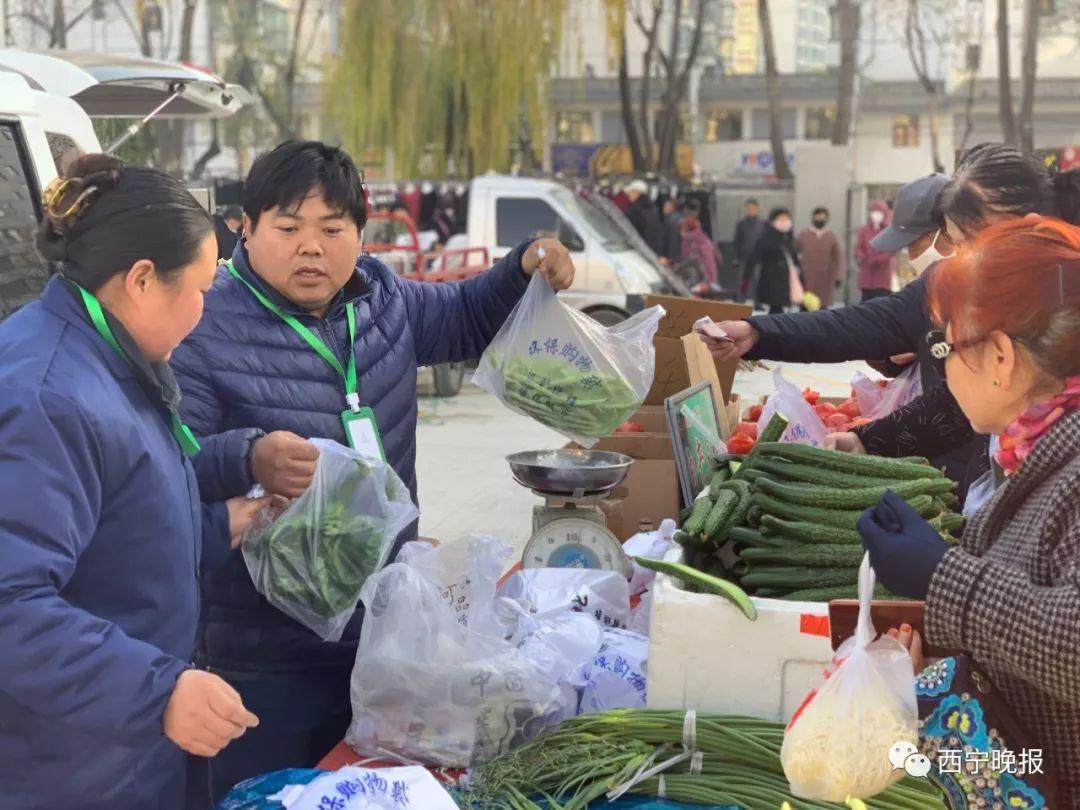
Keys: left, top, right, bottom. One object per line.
{"left": 858, "top": 217, "right": 1080, "bottom": 805}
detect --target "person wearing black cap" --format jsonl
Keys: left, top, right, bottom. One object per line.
{"left": 870, "top": 173, "right": 955, "bottom": 279}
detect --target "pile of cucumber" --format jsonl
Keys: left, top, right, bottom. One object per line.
{"left": 669, "top": 414, "right": 965, "bottom": 606}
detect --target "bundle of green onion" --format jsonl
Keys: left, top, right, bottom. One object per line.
{"left": 459, "top": 709, "right": 945, "bottom": 810}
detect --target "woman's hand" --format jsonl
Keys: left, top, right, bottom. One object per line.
{"left": 887, "top": 623, "right": 926, "bottom": 673}
{"left": 824, "top": 432, "right": 867, "bottom": 454}
{"left": 701, "top": 320, "right": 758, "bottom": 361}
{"left": 523, "top": 239, "right": 575, "bottom": 290}
{"left": 164, "top": 670, "right": 259, "bottom": 757}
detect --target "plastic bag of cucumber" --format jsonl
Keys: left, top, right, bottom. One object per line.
{"left": 637, "top": 414, "right": 965, "bottom": 613}
{"left": 473, "top": 273, "right": 664, "bottom": 445}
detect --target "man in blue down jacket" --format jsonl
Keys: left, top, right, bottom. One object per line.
{"left": 171, "top": 141, "right": 576, "bottom": 803}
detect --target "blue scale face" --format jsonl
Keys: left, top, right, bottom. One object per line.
{"left": 523, "top": 517, "right": 627, "bottom": 575}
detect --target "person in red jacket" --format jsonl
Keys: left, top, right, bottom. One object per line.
{"left": 679, "top": 199, "right": 721, "bottom": 286}
{"left": 855, "top": 200, "right": 893, "bottom": 301}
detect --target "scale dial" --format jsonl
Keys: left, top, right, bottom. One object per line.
{"left": 522, "top": 517, "right": 631, "bottom": 578}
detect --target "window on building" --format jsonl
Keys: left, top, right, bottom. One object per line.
{"left": 892, "top": 114, "right": 920, "bottom": 147}
{"left": 804, "top": 106, "right": 836, "bottom": 140}
{"left": 752, "top": 108, "right": 797, "bottom": 139}
{"left": 705, "top": 108, "right": 743, "bottom": 142}
{"left": 555, "top": 111, "right": 595, "bottom": 144}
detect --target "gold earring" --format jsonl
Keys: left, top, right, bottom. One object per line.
{"left": 993, "top": 379, "right": 1000, "bottom": 387}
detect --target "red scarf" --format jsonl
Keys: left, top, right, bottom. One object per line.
{"left": 995, "top": 376, "right": 1080, "bottom": 475}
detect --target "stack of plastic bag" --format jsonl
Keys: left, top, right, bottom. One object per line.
{"left": 346, "top": 536, "right": 599, "bottom": 767}
{"left": 497, "top": 567, "right": 631, "bottom": 629}
{"left": 759, "top": 368, "right": 828, "bottom": 446}
{"left": 569, "top": 627, "right": 649, "bottom": 713}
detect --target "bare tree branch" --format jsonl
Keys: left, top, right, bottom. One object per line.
{"left": 997, "top": 0, "right": 1018, "bottom": 145}
{"left": 1018, "top": 0, "right": 1039, "bottom": 152}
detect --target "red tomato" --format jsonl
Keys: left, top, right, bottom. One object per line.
{"left": 615, "top": 421, "right": 646, "bottom": 433}
{"left": 727, "top": 434, "right": 756, "bottom": 454}
{"left": 745, "top": 404, "right": 764, "bottom": 423}
{"left": 802, "top": 388, "right": 821, "bottom": 405}
{"left": 733, "top": 421, "right": 759, "bottom": 439}
{"left": 838, "top": 399, "right": 862, "bottom": 419}
{"left": 826, "top": 413, "right": 850, "bottom": 429}
{"left": 814, "top": 402, "right": 838, "bottom": 419}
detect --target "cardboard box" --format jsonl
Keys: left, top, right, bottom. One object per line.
{"left": 643, "top": 295, "right": 752, "bottom": 406}
{"left": 570, "top": 433, "right": 680, "bottom": 543}
{"left": 627, "top": 405, "right": 668, "bottom": 434}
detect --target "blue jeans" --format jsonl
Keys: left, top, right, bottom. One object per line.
{"left": 185, "top": 664, "right": 353, "bottom": 809}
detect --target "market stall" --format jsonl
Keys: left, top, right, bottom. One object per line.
{"left": 217, "top": 287, "right": 960, "bottom": 810}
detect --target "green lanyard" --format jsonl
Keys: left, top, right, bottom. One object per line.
{"left": 225, "top": 260, "right": 360, "bottom": 411}
{"left": 75, "top": 285, "right": 201, "bottom": 457}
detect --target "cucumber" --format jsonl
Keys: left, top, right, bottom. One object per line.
{"left": 752, "top": 442, "right": 945, "bottom": 480}
{"left": 746, "top": 505, "right": 764, "bottom": 528}
{"left": 673, "top": 530, "right": 696, "bottom": 548}
{"left": 728, "top": 526, "right": 802, "bottom": 549}
{"left": 755, "top": 475, "right": 954, "bottom": 510}
{"left": 707, "top": 480, "right": 753, "bottom": 541}
{"left": 740, "top": 565, "right": 861, "bottom": 589}
{"left": 753, "top": 587, "right": 792, "bottom": 598}
{"left": 682, "top": 495, "right": 714, "bottom": 536}
{"left": 780, "top": 584, "right": 915, "bottom": 602}
{"left": 753, "top": 492, "right": 937, "bottom": 531}
{"left": 739, "top": 543, "right": 867, "bottom": 568}
{"left": 759, "top": 514, "right": 863, "bottom": 545}
{"left": 708, "top": 467, "right": 732, "bottom": 498}
{"left": 757, "top": 413, "right": 789, "bottom": 444}
{"left": 750, "top": 456, "right": 931, "bottom": 490}
{"left": 634, "top": 557, "right": 758, "bottom": 621}
{"left": 701, "top": 489, "right": 739, "bottom": 539}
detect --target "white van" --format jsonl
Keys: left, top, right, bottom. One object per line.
{"left": 467, "top": 175, "right": 686, "bottom": 325}
{"left": 0, "top": 49, "right": 249, "bottom": 318}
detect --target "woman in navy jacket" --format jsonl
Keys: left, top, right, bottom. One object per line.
{"left": 0, "top": 155, "right": 262, "bottom": 809}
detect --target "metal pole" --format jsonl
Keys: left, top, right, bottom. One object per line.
{"left": 105, "top": 87, "right": 184, "bottom": 153}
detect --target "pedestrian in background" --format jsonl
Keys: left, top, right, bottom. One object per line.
{"left": 214, "top": 205, "right": 243, "bottom": 261}
{"left": 855, "top": 201, "right": 893, "bottom": 301}
{"left": 795, "top": 206, "right": 844, "bottom": 307}
{"left": 679, "top": 199, "right": 721, "bottom": 286}
{"left": 625, "top": 179, "right": 662, "bottom": 254}
{"left": 732, "top": 197, "right": 765, "bottom": 276}
{"left": 742, "top": 207, "right": 798, "bottom": 314}
{"left": 659, "top": 197, "right": 683, "bottom": 265}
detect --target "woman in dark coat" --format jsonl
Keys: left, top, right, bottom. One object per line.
{"left": 742, "top": 207, "right": 798, "bottom": 314}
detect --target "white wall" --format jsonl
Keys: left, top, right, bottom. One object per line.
{"left": 852, "top": 110, "right": 955, "bottom": 185}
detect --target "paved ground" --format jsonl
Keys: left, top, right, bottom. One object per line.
{"left": 413, "top": 359, "right": 874, "bottom": 558}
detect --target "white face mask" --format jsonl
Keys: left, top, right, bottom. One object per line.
{"left": 774, "top": 219, "right": 792, "bottom": 234}
{"left": 907, "top": 229, "right": 953, "bottom": 275}
{"left": 870, "top": 210, "right": 886, "bottom": 226}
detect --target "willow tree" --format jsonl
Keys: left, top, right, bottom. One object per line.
{"left": 329, "top": 0, "right": 565, "bottom": 177}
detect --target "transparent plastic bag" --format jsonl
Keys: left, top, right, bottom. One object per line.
{"left": 759, "top": 368, "right": 828, "bottom": 446}
{"left": 346, "top": 536, "right": 580, "bottom": 767}
{"left": 781, "top": 554, "right": 918, "bottom": 801}
{"left": 242, "top": 439, "right": 419, "bottom": 642}
{"left": 569, "top": 627, "right": 649, "bottom": 713}
{"left": 497, "top": 567, "right": 631, "bottom": 629}
{"left": 852, "top": 364, "right": 923, "bottom": 422}
{"left": 473, "top": 273, "right": 664, "bottom": 446}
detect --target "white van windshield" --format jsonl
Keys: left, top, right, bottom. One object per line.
{"left": 551, "top": 187, "right": 630, "bottom": 251}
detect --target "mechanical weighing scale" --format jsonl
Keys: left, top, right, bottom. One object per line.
{"left": 507, "top": 449, "right": 635, "bottom": 579}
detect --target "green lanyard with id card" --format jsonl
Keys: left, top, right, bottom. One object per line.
{"left": 224, "top": 261, "right": 386, "bottom": 461}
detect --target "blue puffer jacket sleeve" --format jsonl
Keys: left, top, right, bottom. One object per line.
{"left": 402, "top": 240, "right": 532, "bottom": 366}
{"left": 172, "top": 337, "right": 265, "bottom": 502}
{"left": 200, "top": 501, "right": 233, "bottom": 575}
{"left": 0, "top": 388, "right": 188, "bottom": 743}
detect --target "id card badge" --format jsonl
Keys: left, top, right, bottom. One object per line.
{"left": 341, "top": 407, "right": 386, "bottom": 461}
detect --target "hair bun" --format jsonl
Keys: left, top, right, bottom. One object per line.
{"left": 41, "top": 153, "right": 123, "bottom": 236}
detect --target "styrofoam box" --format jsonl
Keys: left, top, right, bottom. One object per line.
{"left": 646, "top": 546, "right": 833, "bottom": 723}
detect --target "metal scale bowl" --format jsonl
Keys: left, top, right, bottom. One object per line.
{"left": 508, "top": 449, "right": 634, "bottom": 578}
